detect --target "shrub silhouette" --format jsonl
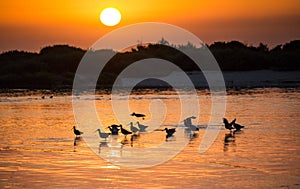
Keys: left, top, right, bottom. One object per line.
{"left": 0, "top": 40, "right": 299, "bottom": 89}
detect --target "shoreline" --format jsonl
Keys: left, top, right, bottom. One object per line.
{"left": 0, "top": 70, "right": 299, "bottom": 96}
{"left": 0, "top": 87, "right": 299, "bottom": 97}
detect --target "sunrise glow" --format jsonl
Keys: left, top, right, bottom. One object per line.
{"left": 100, "top": 7, "right": 121, "bottom": 26}
{"left": 0, "top": 0, "right": 299, "bottom": 51}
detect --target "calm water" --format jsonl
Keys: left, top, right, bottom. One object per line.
{"left": 0, "top": 88, "right": 299, "bottom": 188}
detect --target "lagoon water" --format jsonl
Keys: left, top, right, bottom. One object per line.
{"left": 0, "top": 88, "right": 299, "bottom": 188}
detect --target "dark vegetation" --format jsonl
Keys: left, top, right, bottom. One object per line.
{"left": 0, "top": 40, "right": 299, "bottom": 89}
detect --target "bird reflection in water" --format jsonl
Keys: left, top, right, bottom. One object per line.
{"left": 73, "top": 136, "right": 82, "bottom": 152}
{"left": 98, "top": 135, "right": 123, "bottom": 157}
{"left": 184, "top": 128, "right": 199, "bottom": 140}
{"left": 130, "top": 133, "right": 140, "bottom": 147}
{"left": 223, "top": 132, "right": 236, "bottom": 152}
{"left": 98, "top": 141, "right": 108, "bottom": 153}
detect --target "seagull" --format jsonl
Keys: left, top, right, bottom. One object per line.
{"left": 72, "top": 126, "right": 83, "bottom": 136}
{"left": 233, "top": 122, "right": 244, "bottom": 131}
{"left": 136, "top": 121, "right": 148, "bottom": 132}
{"left": 107, "top": 124, "right": 120, "bottom": 135}
{"left": 95, "top": 129, "right": 110, "bottom": 140}
{"left": 223, "top": 118, "right": 236, "bottom": 131}
{"left": 130, "top": 112, "right": 146, "bottom": 120}
{"left": 164, "top": 128, "right": 176, "bottom": 139}
{"left": 119, "top": 125, "right": 132, "bottom": 137}
{"left": 129, "top": 122, "right": 139, "bottom": 133}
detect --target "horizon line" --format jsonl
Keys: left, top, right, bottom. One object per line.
{"left": 1, "top": 39, "right": 299, "bottom": 54}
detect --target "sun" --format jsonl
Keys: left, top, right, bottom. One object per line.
{"left": 100, "top": 8, "right": 121, "bottom": 27}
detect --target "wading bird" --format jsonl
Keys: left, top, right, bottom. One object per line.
{"left": 107, "top": 124, "right": 120, "bottom": 135}
{"left": 164, "top": 128, "right": 176, "bottom": 139}
{"left": 72, "top": 126, "right": 83, "bottom": 136}
{"left": 95, "top": 129, "right": 110, "bottom": 140}
{"left": 233, "top": 122, "right": 245, "bottom": 131}
{"left": 119, "top": 125, "right": 132, "bottom": 137}
{"left": 130, "top": 112, "right": 146, "bottom": 120}
{"left": 184, "top": 116, "right": 199, "bottom": 131}
{"left": 136, "top": 121, "right": 148, "bottom": 132}
{"left": 223, "top": 118, "right": 236, "bottom": 131}
{"left": 129, "top": 122, "right": 139, "bottom": 133}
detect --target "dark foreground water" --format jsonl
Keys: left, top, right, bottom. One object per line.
{"left": 0, "top": 88, "right": 299, "bottom": 188}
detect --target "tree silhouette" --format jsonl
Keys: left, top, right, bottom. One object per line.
{"left": 0, "top": 40, "right": 299, "bottom": 89}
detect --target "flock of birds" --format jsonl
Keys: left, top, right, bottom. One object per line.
{"left": 222, "top": 118, "right": 245, "bottom": 131}
{"left": 72, "top": 112, "right": 245, "bottom": 143}
{"left": 41, "top": 95, "right": 53, "bottom": 99}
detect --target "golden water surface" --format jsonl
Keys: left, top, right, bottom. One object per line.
{"left": 0, "top": 88, "right": 299, "bottom": 188}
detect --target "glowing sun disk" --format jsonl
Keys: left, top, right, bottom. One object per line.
{"left": 100, "top": 8, "right": 121, "bottom": 26}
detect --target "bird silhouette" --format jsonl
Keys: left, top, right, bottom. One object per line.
{"left": 164, "top": 128, "right": 176, "bottom": 139}
{"left": 184, "top": 116, "right": 199, "bottom": 131}
{"left": 98, "top": 141, "right": 108, "bottom": 153}
{"left": 50, "top": 95, "right": 53, "bottom": 99}
{"left": 136, "top": 121, "right": 148, "bottom": 132}
{"left": 233, "top": 122, "right": 244, "bottom": 131}
{"left": 223, "top": 118, "right": 236, "bottom": 131}
{"left": 223, "top": 132, "right": 235, "bottom": 152}
{"left": 72, "top": 126, "right": 83, "bottom": 136}
{"left": 107, "top": 124, "right": 120, "bottom": 135}
{"left": 41, "top": 96, "right": 45, "bottom": 99}
{"left": 119, "top": 125, "right": 132, "bottom": 137}
{"left": 130, "top": 112, "right": 146, "bottom": 120}
{"left": 95, "top": 129, "right": 110, "bottom": 140}
{"left": 129, "top": 122, "right": 139, "bottom": 133}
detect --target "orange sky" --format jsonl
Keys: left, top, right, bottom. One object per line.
{"left": 0, "top": 0, "right": 299, "bottom": 52}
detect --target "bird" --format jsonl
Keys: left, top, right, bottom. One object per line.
{"left": 49, "top": 95, "right": 53, "bottom": 99}
{"left": 72, "top": 126, "right": 83, "bottom": 136}
{"left": 164, "top": 128, "right": 176, "bottom": 139}
{"left": 95, "top": 129, "right": 110, "bottom": 140}
{"left": 119, "top": 125, "right": 132, "bottom": 137}
{"left": 136, "top": 121, "right": 148, "bottom": 132}
{"left": 107, "top": 124, "right": 120, "bottom": 135}
{"left": 189, "top": 125, "right": 199, "bottom": 131}
{"left": 233, "top": 122, "right": 244, "bottom": 131}
{"left": 41, "top": 96, "right": 45, "bottom": 99}
{"left": 223, "top": 118, "right": 236, "bottom": 131}
{"left": 183, "top": 116, "right": 199, "bottom": 131}
{"left": 129, "top": 122, "right": 139, "bottom": 133}
{"left": 130, "top": 112, "right": 146, "bottom": 120}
